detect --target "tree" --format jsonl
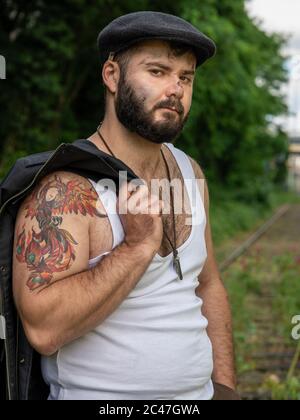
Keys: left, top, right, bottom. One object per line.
{"left": 0, "top": 0, "right": 289, "bottom": 203}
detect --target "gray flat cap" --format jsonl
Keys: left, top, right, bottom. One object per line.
{"left": 97, "top": 11, "right": 216, "bottom": 68}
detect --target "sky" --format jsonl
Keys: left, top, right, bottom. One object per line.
{"left": 246, "top": 0, "right": 300, "bottom": 136}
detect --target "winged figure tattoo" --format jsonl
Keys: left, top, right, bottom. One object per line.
{"left": 15, "top": 175, "right": 105, "bottom": 291}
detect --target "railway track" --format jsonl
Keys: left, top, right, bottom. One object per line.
{"left": 219, "top": 204, "right": 300, "bottom": 400}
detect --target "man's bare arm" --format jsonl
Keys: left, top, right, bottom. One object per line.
{"left": 13, "top": 172, "right": 163, "bottom": 356}
{"left": 189, "top": 157, "right": 236, "bottom": 390}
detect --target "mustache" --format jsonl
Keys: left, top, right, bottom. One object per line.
{"left": 154, "top": 100, "right": 184, "bottom": 115}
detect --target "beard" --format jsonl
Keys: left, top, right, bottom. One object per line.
{"left": 115, "top": 70, "right": 190, "bottom": 144}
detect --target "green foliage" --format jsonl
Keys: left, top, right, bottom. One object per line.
{"left": 178, "top": 0, "right": 289, "bottom": 199}
{"left": 223, "top": 256, "right": 261, "bottom": 374}
{"left": 263, "top": 376, "right": 300, "bottom": 400}
{"left": 211, "top": 196, "right": 267, "bottom": 246}
{"left": 272, "top": 254, "right": 300, "bottom": 337}
{"left": 223, "top": 243, "right": 300, "bottom": 397}
{"left": 210, "top": 187, "right": 300, "bottom": 249}
{"left": 0, "top": 0, "right": 289, "bottom": 202}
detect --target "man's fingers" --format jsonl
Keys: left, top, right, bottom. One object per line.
{"left": 118, "top": 182, "right": 164, "bottom": 216}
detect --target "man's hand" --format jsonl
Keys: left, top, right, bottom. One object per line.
{"left": 212, "top": 382, "right": 241, "bottom": 400}
{"left": 118, "top": 181, "right": 164, "bottom": 253}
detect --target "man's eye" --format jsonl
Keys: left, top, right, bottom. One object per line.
{"left": 150, "top": 69, "right": 163, "bottom": 76}
{"left": 180, "top": 76, "right": 191, "bottom": 83}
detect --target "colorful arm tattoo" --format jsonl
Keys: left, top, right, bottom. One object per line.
{"left": 16, "top": 175, "right": 104, "bottom": 291}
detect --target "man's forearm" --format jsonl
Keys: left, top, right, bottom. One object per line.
{"left": 197, "top": 279, "right": 236, "bottom": 390}
{"left": 24, "top": 242, "right": 155, "bottom": 355}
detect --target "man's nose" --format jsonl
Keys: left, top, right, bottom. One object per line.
{"left": 165, "top": 77, "right": 184, "bottom": 98}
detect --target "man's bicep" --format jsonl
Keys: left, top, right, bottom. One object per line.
{"left": 12, "top": 171, "right": 102, "bottom": 299}
{"left": 198, "top": 215, "right": 220, "bottom": 288}
{"left": 13, "top": 209, "right": 89, "bottom": 296}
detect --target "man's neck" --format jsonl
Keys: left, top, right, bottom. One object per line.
{"left": 88, "top": 118, "right": 165, "bottom": 182}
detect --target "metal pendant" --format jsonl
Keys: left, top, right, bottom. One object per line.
{"left": 173, "top": 253, "right": 183, "bottom": 280}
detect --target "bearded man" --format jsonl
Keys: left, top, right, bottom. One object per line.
{"left": 13, "top": 11, "right": 239, "bottom": 400}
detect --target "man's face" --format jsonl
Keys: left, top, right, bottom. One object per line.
{"left": 114, "top": 40, "right": 196, "bottom": 144}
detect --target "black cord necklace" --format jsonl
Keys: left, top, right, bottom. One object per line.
{"left": 160, "top": 147, "right": 183, "bottom": 280}
{"left": 96, "top": 124, "right": 183, "bottom": 280}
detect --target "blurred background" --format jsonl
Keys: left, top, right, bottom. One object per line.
{"left": 0, "top": 0, "right": 299, "bottom": 400}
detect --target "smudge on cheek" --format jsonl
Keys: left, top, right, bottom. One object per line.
{"left": 138, "top": 85, "right": 157, "bottom": 104}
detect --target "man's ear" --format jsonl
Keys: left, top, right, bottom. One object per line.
{"left": 102, "top": 60, "right": 120, "bottom": 94}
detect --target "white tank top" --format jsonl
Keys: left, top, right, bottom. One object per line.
{"left": 41, "top": 143, "right": 214, "bottom": 400}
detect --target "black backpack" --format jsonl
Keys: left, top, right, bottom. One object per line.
{"left": 0, "top": 139, "right": 137, "bottom": 400}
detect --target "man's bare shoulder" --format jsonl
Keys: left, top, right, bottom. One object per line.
{"left": 187, "top": 155, "right": 205, "bottom": 180}
{"left": 187, "top": 155, "right": 209, "bottom": 211}
{"left": 14, "top": 171, "right": 106, "bottom": 293}
{"left": 19, "top": 170, "right": 102, "bottom": 215}
{"left": 17, "top": 170, "right": 106, "bottom": 239}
